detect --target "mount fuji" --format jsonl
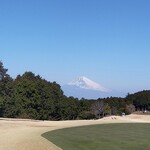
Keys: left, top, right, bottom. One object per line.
{"left": 62, "top": 76, "right": 111, "bottom": 99}
{"left": 68, "top": 76, "right": 109, "bottom": 92}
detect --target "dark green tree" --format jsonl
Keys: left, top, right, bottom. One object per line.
{"left": 0, "top": 61, "right": 13, "bottom": 117}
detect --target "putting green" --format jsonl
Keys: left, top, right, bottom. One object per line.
{"left": 42, "top": 123, "right": 150, "bottom": 150}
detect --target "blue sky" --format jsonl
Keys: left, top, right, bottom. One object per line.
{"left": 0, "top": 0, "right": 150, "bottom": 96}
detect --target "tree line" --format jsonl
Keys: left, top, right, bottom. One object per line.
{"left": 0, "top": 61, "right": 149, "bottom": 120}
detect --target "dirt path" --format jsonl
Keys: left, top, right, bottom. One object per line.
{"left": 0, "top": 115, "right": 150, "bottom": 150}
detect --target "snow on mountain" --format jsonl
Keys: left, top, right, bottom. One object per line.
{"left": 68, "top": 76, "right": 109, "bottom": 92}
{"left": 62, "top": 76, "right": 126, "bottom": 99}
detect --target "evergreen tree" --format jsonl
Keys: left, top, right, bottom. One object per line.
{"left": 0, "top": 61, "right": 13, "bottom": 117}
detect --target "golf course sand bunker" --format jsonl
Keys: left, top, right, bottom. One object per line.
{"left": 0, "top": 115, "right": 150, "bottom": 150}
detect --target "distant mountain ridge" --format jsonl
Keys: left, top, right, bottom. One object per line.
{"left": 68, "top": 76, "right": 109, "bottom": 92}
{"left": 62, "top": 76, "right": 112, "bottom": 99}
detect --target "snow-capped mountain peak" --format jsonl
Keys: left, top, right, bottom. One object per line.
{"left": 68, "top": 76, "right": 109, "bottom": 92}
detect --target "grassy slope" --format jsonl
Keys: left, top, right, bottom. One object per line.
{"left": 42, "top": 123, "right": 150, "bottom": 150}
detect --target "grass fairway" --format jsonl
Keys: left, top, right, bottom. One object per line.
{"left": 42, "top": 123, "right": 150, "bottom": 150}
